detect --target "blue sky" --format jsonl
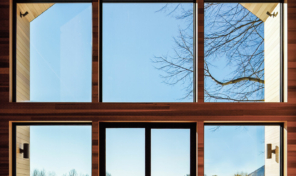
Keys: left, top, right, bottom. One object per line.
{"left": 204, "top": 126, "right": 265, "bottom": 176}
{"left": 30, "top": 3, "right": 92, "bottom": 102}
{"left": 106, "top": 128, "right": 190, "bottom": 176}
{"left": 28, "top": 125, "right": 268, "bottom": 176}
{"left": 102, "top": 3, "right": 193, "bottom": 102}
{"left": 30, "top": 126, "right": 92, "bottom": 176}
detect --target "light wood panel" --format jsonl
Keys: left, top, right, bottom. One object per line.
{"left": 265, "top": 4, "right": 281, "bottom": 102}
{"left": 17, "top": 3, "right": 54, "bottom": 22}
{"left": 16, "top": 5, "right": 30, "bottom": 102}
{"left": 16, "top": 126, "right": 30, "bottom": 176}
{"left": 240, "top": 3, "right": 278, "bottom": 22}
{"left": 16, "top": 3, "right": 54, "bottom": 102}
{"left": 265, "top": 126, "right": 281, "bottom": 176}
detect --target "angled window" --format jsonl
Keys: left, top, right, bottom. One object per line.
{"left": 14, "top": 2, "right": 92, "bottom": 102}
{"left": 204, "top": 2, "right": 283, "bottom": 102}
{"left": 102, "top": 1, "right": 196, "bottom": 102}
{"left": 100, "top": 123, "right": 196, "bottom": 176}
{"left": 13, "top": 123, "right": 92, "bottom": 176}
{"left": 204, "top": 124, "right": 283, "bottom": 176}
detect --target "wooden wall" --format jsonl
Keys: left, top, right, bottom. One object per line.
{"left": 265, "top": 4, "right": 281, "bottom": 102}
{"left": 16, "top": 126, "right": 30, "bottom": 176}
{"left": 265, "top": 126, "right": 281, "bottom": 176}
{"left": 16, "top": 5, "right": 30, "bottom": 102}
{"left": 0, "top": 1, "right": 295, "bottom": 176}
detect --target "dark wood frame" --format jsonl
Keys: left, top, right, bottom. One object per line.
{"left": 0, "top": 0, "right": 295, "bottom": 176}
{"left": 99, "top": 122, "right": 196, "bottom": 176}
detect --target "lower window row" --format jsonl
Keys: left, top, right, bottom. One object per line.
{"left": 13, "top": 123, "right": 283, "bottom": 176}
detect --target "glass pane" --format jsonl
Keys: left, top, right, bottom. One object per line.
{"left": 204, "top": 125, "right": 281, "bottom": 176}
{"left": 204, "top": 3, "right": 281, "bottom": 102}
{"left": 16, "top": 3, "right": 92, "bottom": 102}
{"left": 151, "top": 129, "right": 190, "bottom": 176}
{"left": 16, "top": 125, "right": 92, "bottom": 176}
{"left": 106, "top": 128, "right": 145, "bottom": 176}
{"left": 103, "top": 3, "right": 194, "bottom": 102}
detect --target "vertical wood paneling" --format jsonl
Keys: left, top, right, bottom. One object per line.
{"left": 16, "top": 5, "right": 30, "bottom": 102}
{"left": 16, "top": 126, "right": 30, "bottom": 176}
{"left": 265, "top": 4, "right": 281, "bottom": 102}
{"left": 265, "top": 126, "right": 281, "bottom": 176}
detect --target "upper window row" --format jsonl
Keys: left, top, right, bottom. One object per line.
{"left": 14, "top": 1, "right": 284, "bottom": 102}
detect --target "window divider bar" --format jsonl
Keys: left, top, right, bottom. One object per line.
{"left": 145, "top": 127, "right": 151, "bottom": 176}
{"left": 197, "top": 0, "right": 204, "bottom": 103}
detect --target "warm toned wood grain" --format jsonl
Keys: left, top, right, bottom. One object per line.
{"left": 241, "top": 3, "right": 278, "bottom": 22}
{"left": 198, "top": 0, "right": 204, "bottom": 103}
{"left": 92, "top": 121, "right": 99, "bottom": 176}
{"left": 92, "top": 0, "right": 99, "bottom": 103}
{"left": 16, "top": 5, "right": 30, "bottom": 102}
{"left": 16, "top": 126, "right": 30, "bottom": 176}
{"left": 17, "top": 3, "right": 54, "bottom": 22}
{"left": 197, "top": 122, "right": 204, "bottom": 176}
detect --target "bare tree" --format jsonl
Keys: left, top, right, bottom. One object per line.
{"left": 154, "top": 3, "right": 265, "bottom": 101}
{"left": 32, "top": 169, "right": 39, "bottom": 176}
{"left": 40, "top": 170, "right": 46, "bottom": 176}
{"left": 68, "top": 169, "right": 77, "bottom": 176}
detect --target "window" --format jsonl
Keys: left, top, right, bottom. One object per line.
{"left": 100, "top": 123, "right": 196, "bottom": 176}
{"left": 204, "top": 124, "right": 283, "bottom": 176}
{"left": 204, "top": 2, "right": 282, "bottom": 102}
{"left": 13, "top": 123, "right": 92, "bottom": 176}
{"left": 102, "top": 2, "right": 195, "bottom": 102}
{"left": 14, "top": 2, "right": 92, "bottom": 102}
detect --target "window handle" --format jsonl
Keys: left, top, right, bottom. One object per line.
{"left": 267, "top": 143, "right": 279, "bottom": 163}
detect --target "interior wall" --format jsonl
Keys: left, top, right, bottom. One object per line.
{"left": 265, "top": 126, "right": 281, "bottom": 176}
{"left": 16, "top": 5, "right": 30, "bottom": 102}
{"left": 16, "top": 126, "right": 30, "bottom": 176}
{"left": 265, "top": 4, "right": 281, "bottom": 102}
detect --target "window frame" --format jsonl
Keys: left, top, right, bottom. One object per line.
{"left": 204, "top": 123, "right": 284, "bottom": 176}
{"left": 99, "top": 122, "right": 197, "bottom": 176}
{"left": 12, "top": 122, "right": 92, "bottom": 176}
{"left": 12, "top": 0, "right": 93, "bottom": 102}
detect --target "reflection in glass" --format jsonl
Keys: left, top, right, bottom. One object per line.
{"left": 204, "top": 125, "right": 281, "bottom": 176}
{"left": 106, "top": 128, "right": 145, "bottom": 176}
{"left": 16, "top": 126, "right": 92, "bottom": 176}
{"left": 103, "top": 3, "right": 194, "bottom": 102}
{"left": 151, "top": 129, "right": 190, "bottom": 176}
{"left": 16, "top": 3, "right": 92, "bottom": 102}
{"left": 204, "top": 3, "right": 281, "bottom": 102}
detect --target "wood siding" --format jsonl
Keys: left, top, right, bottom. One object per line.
{"left": 0, "top": 1, "right": 295, "bottom": 176}
{"left": 16, "top": 126, "right": 30, "bottom": 176}
{"left": 17, "top": 4, "right": 54, "bottom": 22}
{"left": 16, "top": 5, "right": 30, "bottom": 102}
{"left": 265, "top": 4, "right": 281, "bottom": 102}
{"left": 240, "top": 3, "right": 278, "bottom": 22}
{"left": 265, "top": 126, "right": 281, "bottom": 176}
